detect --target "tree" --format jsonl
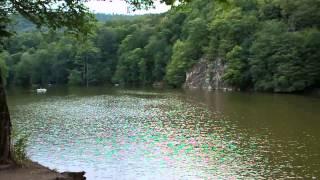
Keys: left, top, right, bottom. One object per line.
{"left": 14, "top": 51, "right": 34, "bottom": 87}
{"left": 74, "top": 39, "right": 99, "bottom": 87}
{"left": 249, "top": 20, "right": 310, "bottom": 92}
{"left": 223, "top": 45, "right": 251, "bottom": 89}
{"left": 145, "top": 35, "right": 172, "bottom": 82}
{"left": 166, "top": 40, "right": 196, "bottom": 86}
{"left": 114, "top": 48, "right": 145, "bottom": 85}
{"left": 93, "top": 27, "right": 120, "bottom": 84}
{"left": 113, "top": 20, "right": 155, "bottom": 85}
{"left": 0, "top": 0, "right": 181, "bottom": 165}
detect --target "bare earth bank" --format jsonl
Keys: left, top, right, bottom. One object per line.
{"left": 0, "top": 162, "right": 85, "bottom": 180}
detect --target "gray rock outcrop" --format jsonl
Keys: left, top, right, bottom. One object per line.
{"left": 184, "top": 57, "right": 231, "bottom": 91}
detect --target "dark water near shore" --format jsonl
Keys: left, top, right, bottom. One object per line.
{"left": 7, "top": 87, "right": 320, "bottom": 179}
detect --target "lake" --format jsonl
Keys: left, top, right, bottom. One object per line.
{"left": 7, "top": 87, "right": 320, "bottom": 179}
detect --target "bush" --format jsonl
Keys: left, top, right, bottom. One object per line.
{"left": 12, "top": 132, "right": 29, "bottom": 165}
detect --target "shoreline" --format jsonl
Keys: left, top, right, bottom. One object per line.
{"left": 0, "top": 161, "right": 86, "bottom": 180}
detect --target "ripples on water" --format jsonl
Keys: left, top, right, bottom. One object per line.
{"left": 10, "top": 90, "right": 319, "bottom": 179}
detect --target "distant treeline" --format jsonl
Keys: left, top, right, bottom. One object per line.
{"left": 1, "top": 0, "right": 319, "bottom": 92}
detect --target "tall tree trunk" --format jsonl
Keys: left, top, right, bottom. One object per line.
{"left": 0, "top": 70, "right": 12, "bottom": 164}
{"left": 85, "top": 55, "right": 88, "bottom": 88}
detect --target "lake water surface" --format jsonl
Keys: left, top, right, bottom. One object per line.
{"left": 7, "top": 87, "right": 320, "bottom": 179}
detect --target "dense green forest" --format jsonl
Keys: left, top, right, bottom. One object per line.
{"left": 1, "top": 0, "right": 320, "bottom": 92}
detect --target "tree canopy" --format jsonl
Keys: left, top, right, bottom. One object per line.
{"left": 1, "top": 0, "right": 191, "bottom": 40}
{"left": 2, "top": 0, "right": 319, "bottom": 92}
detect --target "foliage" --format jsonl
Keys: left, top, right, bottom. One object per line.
{"left": 11, "top": 128, "right": 29, "bottom": 164}
{"left": 2, "top": 0, "right": 320, "bottom": 92}
{"left": 166, "top": 40, "right": 196, "bottom": 86}
{"left": 223, "top": 45, "right": 251, "bottom": 89}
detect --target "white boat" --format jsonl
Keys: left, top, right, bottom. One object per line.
{"left": 36, "top": 88, "right": 47, "bottom": 94}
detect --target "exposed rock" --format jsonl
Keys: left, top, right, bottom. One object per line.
{"left": 57, "top": 171, "right": 86, "bottom": 180}
{"left": 184, "top": 58, "right": 231, "bottom": 91}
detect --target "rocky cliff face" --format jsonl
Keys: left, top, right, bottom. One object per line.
{"left": 184, "top": 58, "right": 230, "bottom": 90}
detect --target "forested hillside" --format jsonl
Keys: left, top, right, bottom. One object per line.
{"left": 1, "top": 0, "right": 319, "bottom": 92}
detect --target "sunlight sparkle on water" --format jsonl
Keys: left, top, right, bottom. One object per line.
{"left": 10, "top": 90, "right": 318, "bottom": 179}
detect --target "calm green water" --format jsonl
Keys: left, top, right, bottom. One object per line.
{"left": 7, "top": 87, "right": 320, "bottom": 179}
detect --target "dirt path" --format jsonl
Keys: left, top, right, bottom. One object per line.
{"left": 0, "top": 162, "right": 85, "bottom": 180}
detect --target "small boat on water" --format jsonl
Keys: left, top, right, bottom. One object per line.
{"left": 36, "top": 88, "right": 47, "bottom": 94}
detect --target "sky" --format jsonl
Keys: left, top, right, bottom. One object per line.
{"left": 84, "top": 0, "right": 171, "bottom": 15}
